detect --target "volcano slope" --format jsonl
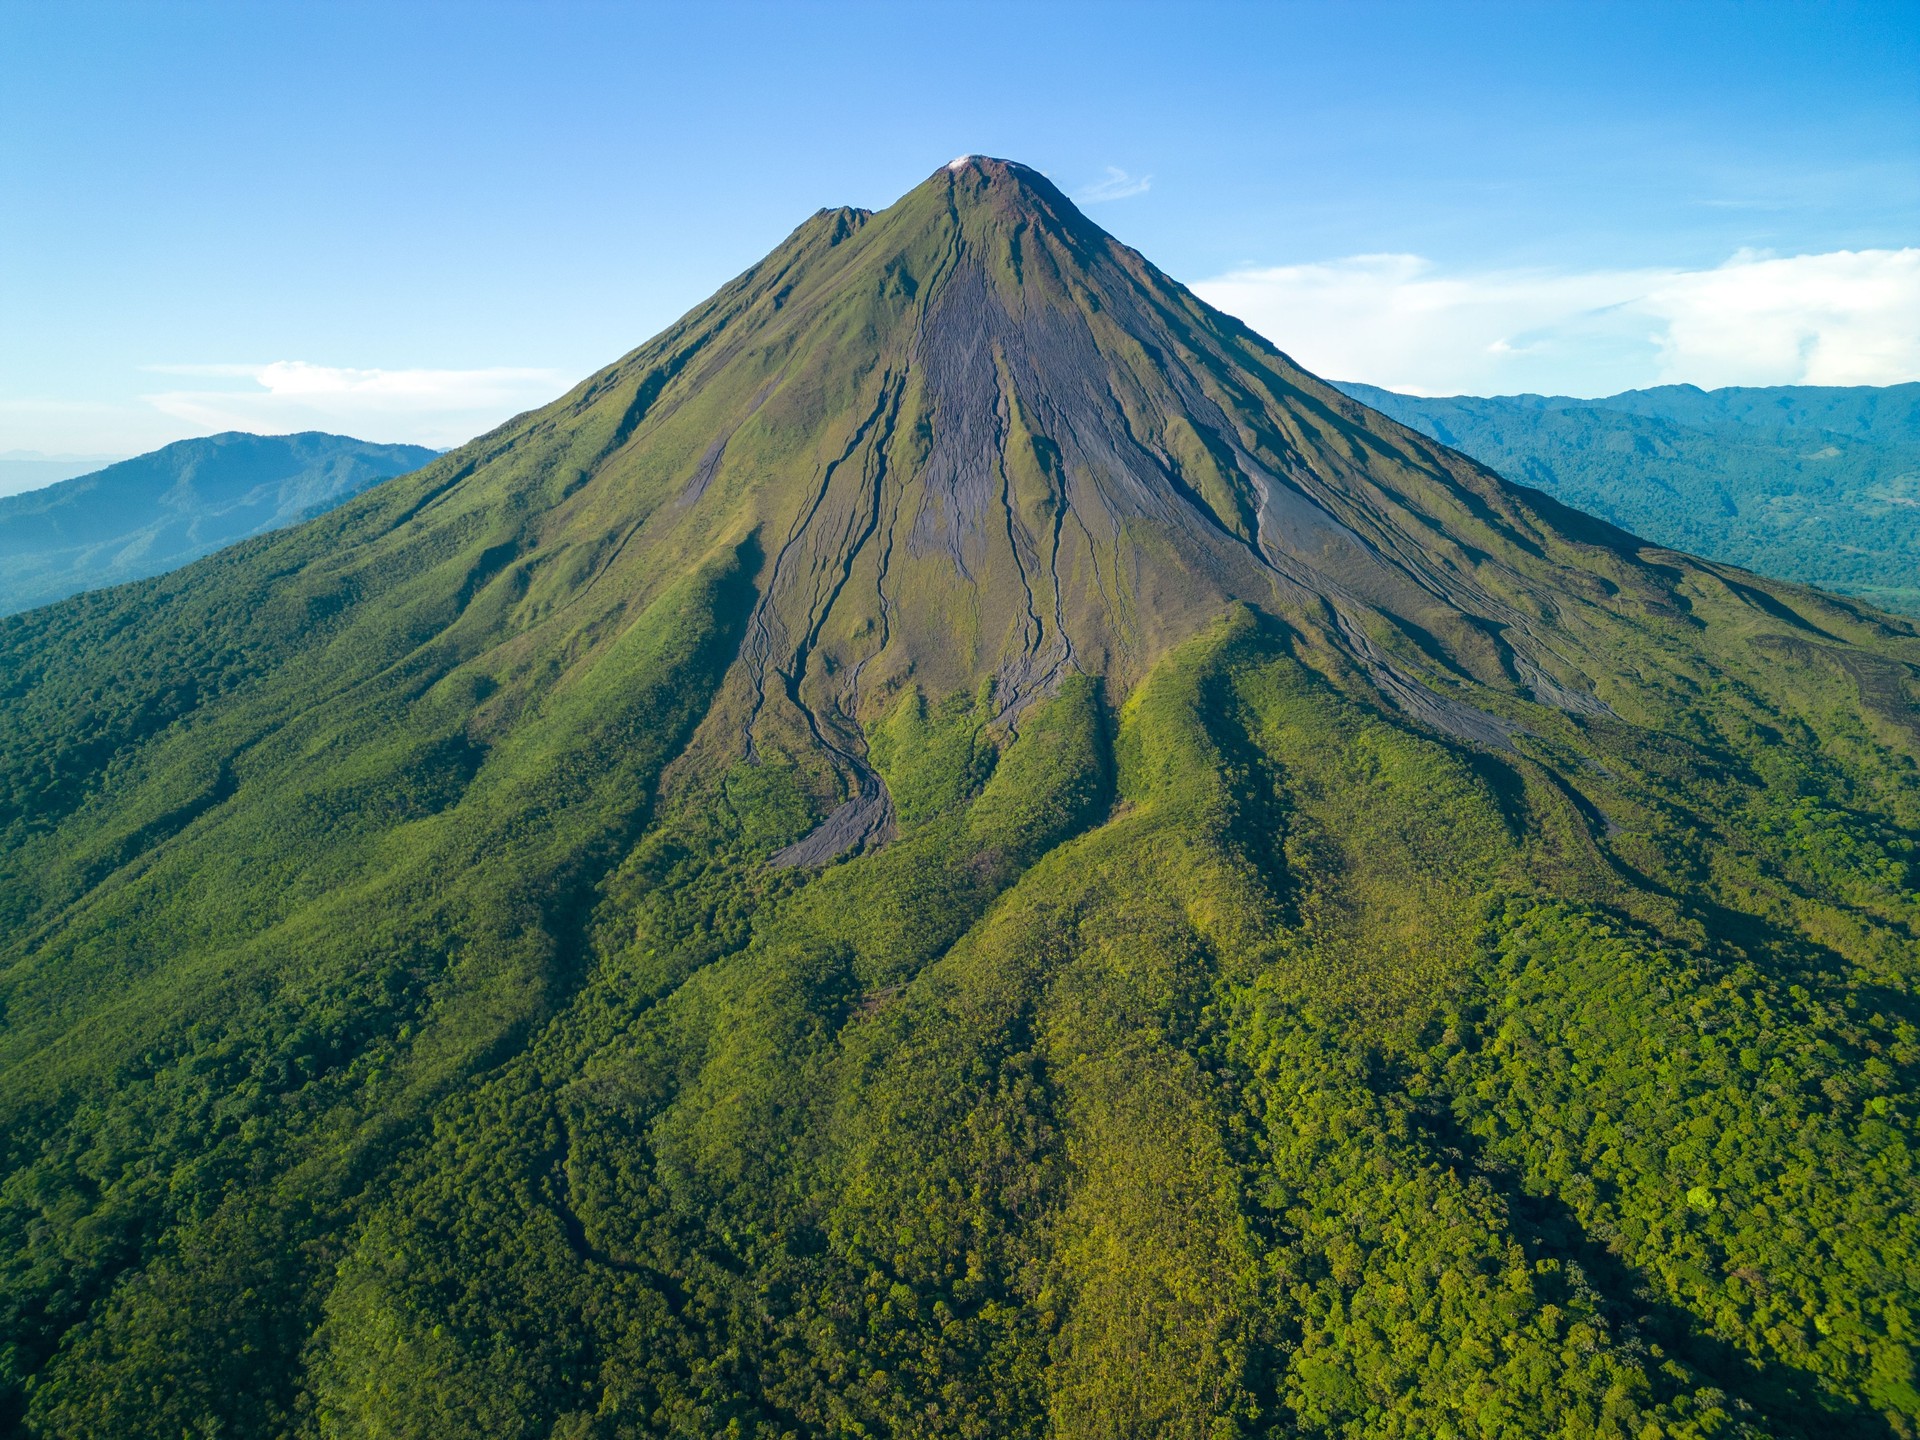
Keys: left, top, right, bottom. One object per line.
{"left": 1, "top": 158, "right": 1917, "bottom": 1440}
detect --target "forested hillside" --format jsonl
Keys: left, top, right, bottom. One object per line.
{"left": 1, "top": 158, "right": 1915, "bottom": 1440}
{"left": 1336, "top": 382, "right": 1920, "bottom": 614}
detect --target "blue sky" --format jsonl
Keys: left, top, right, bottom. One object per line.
{"left": 3, "top": 0, "right": 1916, "bottom": 461}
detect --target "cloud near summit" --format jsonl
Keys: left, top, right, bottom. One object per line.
{"left": 1192, "top": 247, "right": 1920, "bottom": 396}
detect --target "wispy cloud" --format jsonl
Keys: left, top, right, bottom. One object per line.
{"left": 1075, "top": 166, "right": 1151, "bottom": 204}
{"left": 138, "top": 361, "right": 570, "bottom": 447}
{"left": 1191, "top": 247, "right": 1920, "bottom": 396}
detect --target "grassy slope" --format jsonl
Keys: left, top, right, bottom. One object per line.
{"left": 0, "top": 164, "right": 1916, "bottom": 1438}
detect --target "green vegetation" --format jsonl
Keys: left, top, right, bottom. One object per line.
{"left": 1336, "top": 382, "right": 1920, "bottom": 614}
{"left": 2, "top": 158, "right": 1917, "bottom": 1437}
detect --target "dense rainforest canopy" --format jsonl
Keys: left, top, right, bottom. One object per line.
{"left": 1, "top": 157, "right": 1916, "bottom": 1439}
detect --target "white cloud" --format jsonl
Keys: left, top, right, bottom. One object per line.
{"left": 139, "top": 360, "right": 570, "bottom": 447}
{"left": 1191, "top": 247, "right": 1920, "bottom": 396}
{"left": 1075, "top": 166, "right": 1151, "bottom": 204}
{"left": 1644, "top": 250, "right": 1920, "bottom": 387}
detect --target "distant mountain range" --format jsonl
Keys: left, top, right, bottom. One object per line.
{"left": 0, "top": 431, "right": 437, "bottom": 615}
{"left": 1335, "top": 380, "right": 1920, "bottom": 614}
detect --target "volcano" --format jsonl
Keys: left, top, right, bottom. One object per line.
{"left": 2, "top": 159, "right": 1916, "bottom": 1440}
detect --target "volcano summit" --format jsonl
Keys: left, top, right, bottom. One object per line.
{"left": 1, "top": 159, "right": 1916, "bottom": 1439}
